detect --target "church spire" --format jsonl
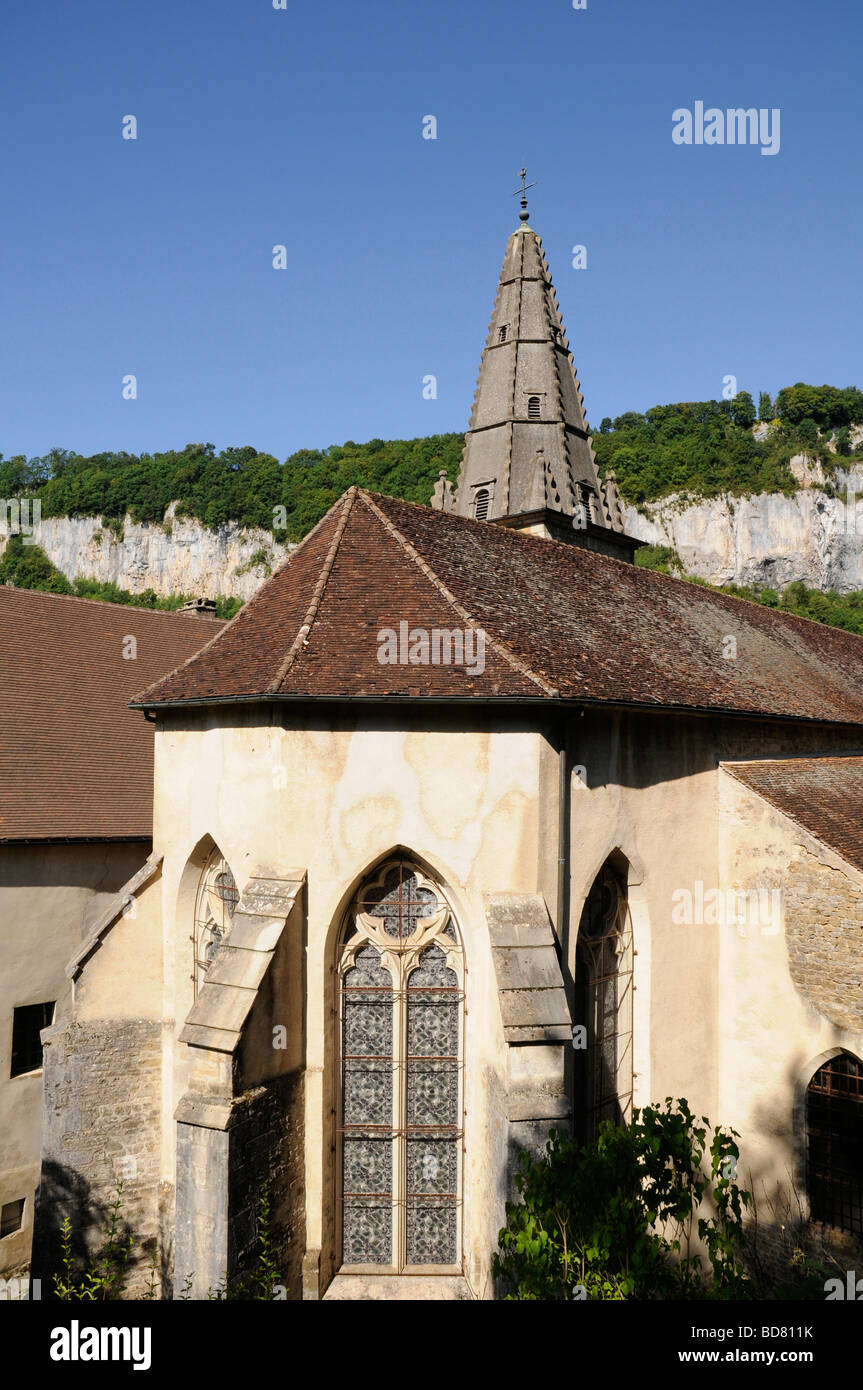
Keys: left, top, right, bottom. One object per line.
{"left": 447, "top": 192, "right": 640, "bottom": 562}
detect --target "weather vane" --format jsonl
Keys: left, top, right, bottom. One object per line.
{"left": 512, "top": 167, "right": 536, "bottom": 222}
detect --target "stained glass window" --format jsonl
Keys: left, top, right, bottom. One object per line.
{"left": 339, "top": 860, "right": 464, "bottom": 1271}
{"left": 193, "top": 850, "right": 239, "bottom": 995}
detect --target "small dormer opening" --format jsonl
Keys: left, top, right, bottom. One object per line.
{"left": 474, "top": 488, "right": 490, "bottom": 521}
{"left": 498, "top": 325, "right": 508, "bottom": 343}
{"left": 528, "top": 395, "right": 541, "bottom": 420}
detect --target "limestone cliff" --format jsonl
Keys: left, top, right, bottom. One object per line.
{"left": 624, "top": 460, "right": 863, "bottom": 594}
{"left": 0, "top": 502, "right": 292, "bottom": 602}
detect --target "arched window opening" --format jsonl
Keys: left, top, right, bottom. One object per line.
{"left": 527, "top": 395, "right": 541, "bottom": 420}
{"left": 192, "top": 850, "right": 239, "bottom": 995}
{"left": 574, "top": 859, "right": 633, "bottom": 1143}
{"left": 807, "top": 1052, "right": 863, "bottom": 1236}
{"left": 338, "top": 859, "right": 464, "bottom": 1272}
{"left": 474, "top": 488, "right": 490, "bottom": 521}
{"left": 498, "top": 325, "right": 508, "bottom": 343}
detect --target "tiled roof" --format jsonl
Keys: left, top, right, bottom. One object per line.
{"left": 722, "top": 756, "right": 863, "bottom": 874}
{"left": 0, "top": 588, "right": 223, "bottom": 840}
{"left": 134, "top": 488, "right": 863, "bottom": 726}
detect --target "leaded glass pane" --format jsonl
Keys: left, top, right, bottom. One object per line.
{"left": 344, "top": 1060, "right": 392, "bottom": 1126}
{"left": 343, "top": 1135, "right": 392, "bottom": 1194}
{"left": 344, "top": 941, "right": 391, "bottom": 988}
{"left": 407, "top": 1060, "right": 459, "bottom": 1126}
{"left": 409, "top": 943, "right": 457, "bottom": 988}
{"left": 343, "top": 1196, "right": 392, "bottom": 1265}
{"left": 408, "top": 997, "right": 458, "bottom": 1057}
{"left": 344, "top": 999, "right": 392, "bottom": 1057}
{"left": 406, "top": 1197, "right": 457, "bottom": 1265}
{"left": 407, "top": 1137, "right": 458, "bottom": 1194}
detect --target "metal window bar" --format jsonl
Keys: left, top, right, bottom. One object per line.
{"left": 807, "top": 1054, "right": 863, "bottom": 1237}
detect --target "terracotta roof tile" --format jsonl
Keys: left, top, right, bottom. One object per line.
{"left": 723, "top": 756, "right": 863, "bottom": 873}
{"left": 0, "top": 589, "right": 223, "bottom": 840}
{"left": 134, "top": 489, "right": 863, "bottom": 726}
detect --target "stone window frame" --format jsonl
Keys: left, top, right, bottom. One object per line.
{"left": 335, "top": 857, "right": 466, "bottom": 1277}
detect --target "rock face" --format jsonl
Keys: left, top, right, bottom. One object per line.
{"left": 624, "top": 463, "right": 863, "bottom": 594}
{"left": 1, "top": 502, "right": 292, "bottom": 602}
{"left": 6, "top": 460, "right": 863, "bottom": 600}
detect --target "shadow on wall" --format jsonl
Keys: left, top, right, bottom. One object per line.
{"left": 30, "top": 1159, "right": 135, "bottom": 1300}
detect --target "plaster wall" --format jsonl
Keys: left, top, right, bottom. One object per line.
{"left": 153, "top": 707, "right": 543, "bottom": 1298}
{"left": 0, "top": 840, "right": 148, "bottom": 1274}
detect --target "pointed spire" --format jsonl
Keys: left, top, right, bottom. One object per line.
{"left": 452, "top": 209, "right": 640, "bottom": 561}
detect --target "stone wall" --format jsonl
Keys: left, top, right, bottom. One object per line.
{"left": 33, "top": 1018, "right": 162, "bottom": 1298}
{"left": 227, "top": 1074, "right": 305, "bottom": 1298}
{"left": 785, "top": 854, "right": 863, "bottom": 1031}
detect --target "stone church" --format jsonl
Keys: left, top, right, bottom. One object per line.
{"left": 31, "top": 205, "right": 863, "bottom": 1300}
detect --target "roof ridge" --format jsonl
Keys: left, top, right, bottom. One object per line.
{"left": 129, "top": 489, "right": 355, "bottom": 707}
{"left": 357, "top": 490, "right": 560, "bottom": 697}
{"left": 267, "top": 487, "right": 358, "bottom": 694}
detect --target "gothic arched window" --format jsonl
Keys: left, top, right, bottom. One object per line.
{"left": 193, "top": 850, "right": 239, "bottom": 995}
{"left": 474, "top": 488, "right": 490, "bottom": 521}
{"left": 574, "top": 859, "right": 633, "bottom": 1143}
{"left": 807, "top": 1052, "right": 863, "bottom": 1236}
{"left": 338, "top": 859, "right": 464, "bottom": 1272}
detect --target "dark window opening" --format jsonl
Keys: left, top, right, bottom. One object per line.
{"left": 574, "top": 861, "right": 633, "bottom": 1145}
{"left": 474, "top": 488, "right": 490, "bottom": 521}
{"left": 0, "top": 1199, "right": 25, "bottom": 1239}
{"left": 807, "top": 1052, "right": 863, "bottom": 1237}
{"left": 10, "top": 1002, "right": 54, "bottom": 1077}
{"left": 527, "top": 395, "right": 541, "bottom": 420}
{"left": 498, "top": 326, "right": 508, "bottom": 343}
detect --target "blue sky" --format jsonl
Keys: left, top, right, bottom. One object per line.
{"left": 1, "top": 0, "right": 859, "bottom": 461}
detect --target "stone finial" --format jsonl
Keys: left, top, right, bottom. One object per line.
{"left": 431, "top": 469, "right": 455, "bottom": 512}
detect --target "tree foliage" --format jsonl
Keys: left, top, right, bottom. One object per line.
{"left": 494, "top": 1100, "right": 752, "bottom": 1300}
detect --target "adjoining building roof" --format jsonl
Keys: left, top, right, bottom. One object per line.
{"left": 0, "top": 588, "right": 223, "bottom": 841}
{"left": 722, "top": 756, "right": 863, "bottom": 874}
{"left": 133, "top": 488, "right": 863, "bottom": 727}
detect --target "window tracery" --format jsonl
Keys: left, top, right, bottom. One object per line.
{"left": 192, "top": 850, "right": 239, "bottom": 995}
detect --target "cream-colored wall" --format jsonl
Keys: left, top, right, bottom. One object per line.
{"left": 0, "top": 840, "right": 149, "bottom": 1273}
{"left": 153, "top": 709, "right": 543, "bottom": 1295}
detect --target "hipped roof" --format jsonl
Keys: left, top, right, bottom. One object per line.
{"left": 133, "top": 488, "right": 863, "bottom": 726}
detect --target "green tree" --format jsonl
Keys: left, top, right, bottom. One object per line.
{"left": 730, "top": 391, "right": 756, "bottom": 429}
{"left": 758, "top": 391, "right": 773, "bottom": 422}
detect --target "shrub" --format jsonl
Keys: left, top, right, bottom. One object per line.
{"left": 494, "top": 1099, "right": 752, "bottom": 1300}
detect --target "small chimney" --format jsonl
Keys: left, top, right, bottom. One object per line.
{"left": 180, "top": 598, "right": 218, "bottom": 619}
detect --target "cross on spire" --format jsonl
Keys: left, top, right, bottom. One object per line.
{"left": 511, "top": 167, "right": 536, "bottom": 223}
